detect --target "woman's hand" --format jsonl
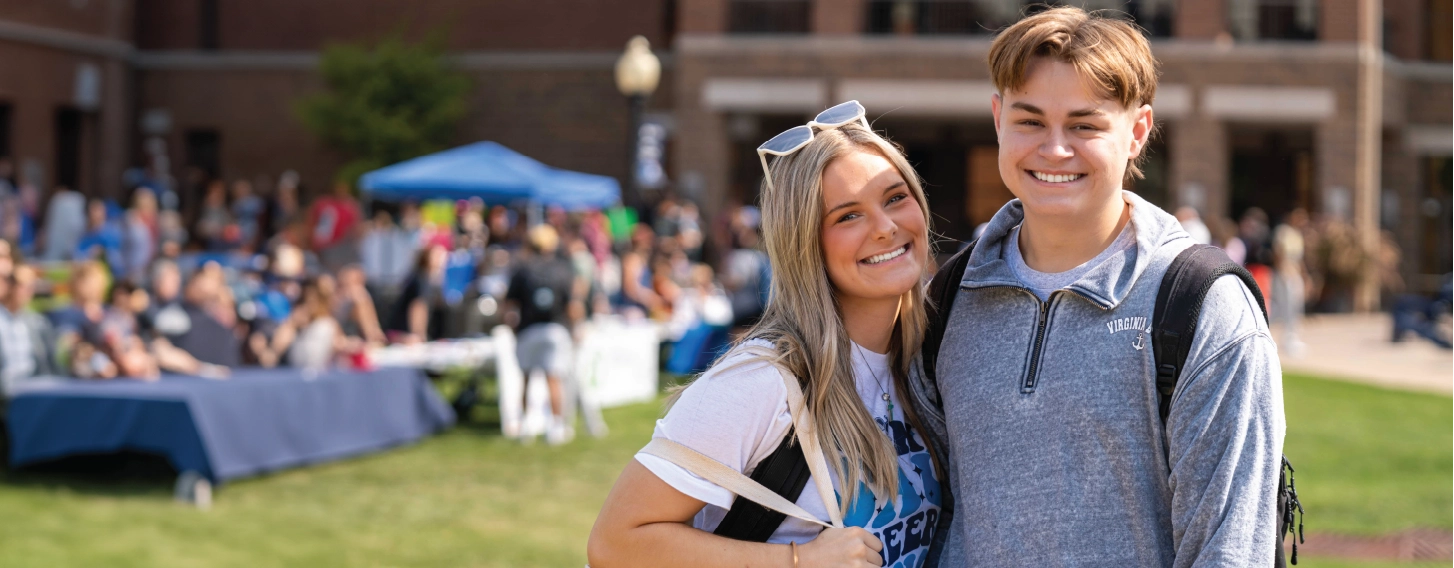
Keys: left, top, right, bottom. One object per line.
{"left": 797, "top": 527, "right": 883, "bottom": 568}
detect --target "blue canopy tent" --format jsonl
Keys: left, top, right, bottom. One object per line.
{"left": 358, "top": 141, "right": 621, "bottom": 210}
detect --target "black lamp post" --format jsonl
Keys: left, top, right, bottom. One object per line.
{"left": 614, "top": 35, "right": 661, "bottom": 211}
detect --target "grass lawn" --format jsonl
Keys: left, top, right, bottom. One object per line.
{"left": 1284, "top": 373, "right": 1453, "bottom": 535}
{"left": 0, "top": 372, "right": 1447, "bottom": 567}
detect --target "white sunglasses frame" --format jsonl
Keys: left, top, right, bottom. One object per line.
{"left": 756, "top": 100, "right": 871, "bottom": 192}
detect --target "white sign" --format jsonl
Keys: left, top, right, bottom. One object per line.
{"left": 636, "top": 121, "right": 668, "bottom": 189}
{"left": 576, "top": 319, "right": 660, "bottom": 408}
{"left": 74, "top": 63, "right": 101, "bottom": 111}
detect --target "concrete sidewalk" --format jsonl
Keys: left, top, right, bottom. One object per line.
{"left": 1274, "top": 313, "right": 1452, "bottom": 395}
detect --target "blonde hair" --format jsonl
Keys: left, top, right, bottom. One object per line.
{"left": 684, "top": 122, "right": 938, "bottom": 513}
{"left": 988, "top": 5, "right": 1159, "bottom": 178}
{"left": 527, "top": 224, "right": 560, "bottom": 254}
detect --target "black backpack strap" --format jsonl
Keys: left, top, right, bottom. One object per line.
{"left": 712, "top": 427, "right": 812, "bottom": 542}
{"left": 923, "top": 240, "right": 977, "bottom": 394}
{"left": 1151, "top": 244, "right": 1268, "bottom": 423}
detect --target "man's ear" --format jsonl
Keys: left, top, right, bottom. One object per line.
{"left": 1128, "top": 104, "right": 1154, "bottom": 158}
{"left": 991, "top": 93, "right": 1003, "bottom": 137}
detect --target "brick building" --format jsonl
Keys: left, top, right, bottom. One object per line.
{"left": 0, "top": 0, "right": 675, "bottom": 207}
{"left": 0, "top": 0, "right": 1448, "bottom": 306}
{"left": 673, "top": 0, "right": 1451, "bottom": 307}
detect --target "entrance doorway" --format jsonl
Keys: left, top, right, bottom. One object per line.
{"left": 1228, "top": 126, "right": 1315, "bottom": 222}
{"left": 54, "top": 107, "right": 83, "bottom": 191}
{"left": 1418, "top": 157, "right": 1452, "bottom": 287}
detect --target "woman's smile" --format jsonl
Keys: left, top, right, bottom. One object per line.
{"left": 860, "top": 243, "right": 910, "bottom": 266}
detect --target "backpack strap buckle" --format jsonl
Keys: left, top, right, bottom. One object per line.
{"left": 1155, "top": 364, "right": 1178, "bottom": 396}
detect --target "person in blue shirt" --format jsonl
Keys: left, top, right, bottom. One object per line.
{"left": 246, "top": 244, "right": 306, "bottom": 367}
{"left": 73, "top": 199, "right": 122, "bottom": 272}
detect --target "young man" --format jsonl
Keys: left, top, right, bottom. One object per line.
{"left": 505, "top": 224, "right": 585, "bottom": 444}
{"left": 0, "top": 265, "right": 58, "bottom": 396}
{"left": 919, "top": 7, "right": 1284, "bottom": 566}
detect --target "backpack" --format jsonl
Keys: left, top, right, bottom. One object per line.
{"left": 717, "top": 242, "right": 1306, "bottom": 566}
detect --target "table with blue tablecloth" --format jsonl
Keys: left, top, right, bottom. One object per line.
{"left": 5, "top": 367, "right": 454, "bottom": 483}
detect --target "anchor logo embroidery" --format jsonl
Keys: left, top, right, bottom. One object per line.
{"left": 1132, "top": 333, "right": 1146, "bottom": 351}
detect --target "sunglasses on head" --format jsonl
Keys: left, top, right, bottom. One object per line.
{"left": 756, "top": 100, "right": 869, "bottom": 191}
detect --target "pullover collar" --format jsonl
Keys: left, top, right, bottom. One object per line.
{"left": 959, "top": 190, "right": 1189, "bottom": 310}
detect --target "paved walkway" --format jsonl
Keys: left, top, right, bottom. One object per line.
{"left": 1299, "top": 529, "right": 1453, "bottom": 562}
{"left": 1274, "top": 313, "right": 1452, "bottom": 395}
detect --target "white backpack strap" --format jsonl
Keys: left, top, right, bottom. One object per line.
{"left": 640, "top": 438, "right": 832, "bottom": 529}
{"left": 777, "top": 365, "right": 845, "bottom": 528}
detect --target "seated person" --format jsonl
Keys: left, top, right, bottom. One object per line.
{"left": 72, "top": 276, "right": 159, "bottom": 380}
{"left": 160, "top": 268, "right": 243, "bottom": 368}
{"left": 0, "top": 264, "right": 58, "bottom": 395}
{"left": 195, "top": 261, "right": 239, "bottom": 329}
{"left": 139, "top": 258, "right": 185, "bottom": 337}
{"left": 1392, "top": 273, "right": 1452, "bottom": 349}
{"left": 334, "top": 264, "right": 387, "bottom": 346}
{"left": 126, "top": 266, "right": 228, "bottom": 379}
{"left": 50, "top": 262, "right": 114, "bottom": 378}
{"left": 73, "top": 199, "right": 122, "bottom": 270}
{"left": 246, "top": 244, "right": 305, "bottom": 366}
{"left": 264, "top": 276, "right": 362, "bottom": 370}
{"left": 386, "top": 245, "right": 449, "bottom": 343}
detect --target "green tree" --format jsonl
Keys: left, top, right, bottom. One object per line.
{"left": 296, "top": 35, "right": 471, "bottom": 187}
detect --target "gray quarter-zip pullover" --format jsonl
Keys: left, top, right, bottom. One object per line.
{"left": 910, "top": 191, "right": 1284, "bottom": 567}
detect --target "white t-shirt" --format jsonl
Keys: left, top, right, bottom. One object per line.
{"left": 635, "top": 340, "right": 943, "bottom": 568}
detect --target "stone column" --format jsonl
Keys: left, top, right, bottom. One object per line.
{"left": 1353, "top": 0, "right": 1384, "bottom": 310}
{"left": 672, "top": 64, "right": 732, "bottom": 226}
{"left": 97, "top": 57, "right": 131, "bottom": 199}
{"left": 1170, "top": 115, "right": 1229, "bottom": 220}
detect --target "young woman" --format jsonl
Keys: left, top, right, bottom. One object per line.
{"left": 589, "top": 103, "right": 943, "bottom": 568}
{"left": 271, "top": 275, "right": 357, "bottom": 370}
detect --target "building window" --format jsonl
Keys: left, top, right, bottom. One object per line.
{"left": 54, "top": 108, "right": 84, "bottom": 191}
{"left": 864, "top": 1, "right": 1175, "bottom": 38}
{"left": 866, "top": 0, "right": 1020, "bottom": 35}
{"left": 1124, "top": 0, "right": 1176, "bottom": 38}
{"left": 1227, "top": 0, "right": 1318, "bottom": 41}
{"left": 1430, "top": 0, "right": 1452, "bottom": 61}
{"left": 199, "top": 0, "right": 219, "bottom": 50}
{"left": 728, "top": 0, "right": 811, "bottom": 34}
{"left": 0, "top": 102, "right": 11, "bottom": 160}
{"left": 185, "top": 129, "right": 221, "bottom": 181}
{"left": 1418, "top": 157, "right": 1452, "bottom": 278}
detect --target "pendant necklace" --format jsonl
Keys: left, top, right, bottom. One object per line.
{"left": 856, "top": 344, "right": 894, "bottom": 424}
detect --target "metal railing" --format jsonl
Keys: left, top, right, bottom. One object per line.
{"left": 1227, "top": 0, "right": 1318, "bottom": 41}
{"left": 728, "top": 0, "right": 813, "bottom": 34}
{"left": 864, "top": 0, "right": 1176, "bottom": 37}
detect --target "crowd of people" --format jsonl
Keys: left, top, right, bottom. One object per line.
{"left": 0, "top": 161, "right": 772, "bottom": 402}
{"left": 1175, "top": 204, "right": 1450, "bottom": 352}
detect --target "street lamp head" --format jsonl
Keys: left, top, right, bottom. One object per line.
{"left": 615, "top": 35, "right": 661, "bottom": 97}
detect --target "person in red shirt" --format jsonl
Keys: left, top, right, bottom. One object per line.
{"left": 308, "top": 181, "right": 362, "bottom": 271}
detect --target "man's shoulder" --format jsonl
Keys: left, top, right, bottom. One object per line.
{"left": 1183, "top": 274, "right": 1273, "bottom": 371}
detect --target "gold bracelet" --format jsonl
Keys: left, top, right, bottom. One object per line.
{"left": 790, "top": 541, "right": 799, "bottom": 567}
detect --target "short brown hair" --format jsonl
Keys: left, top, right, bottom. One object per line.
{"left": 988, "top": 6, "right": 1160, "bottom": 178}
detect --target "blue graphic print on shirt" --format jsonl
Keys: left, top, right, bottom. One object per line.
{"left": 840, "top": 417, "right": 941, "bottom": 568}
